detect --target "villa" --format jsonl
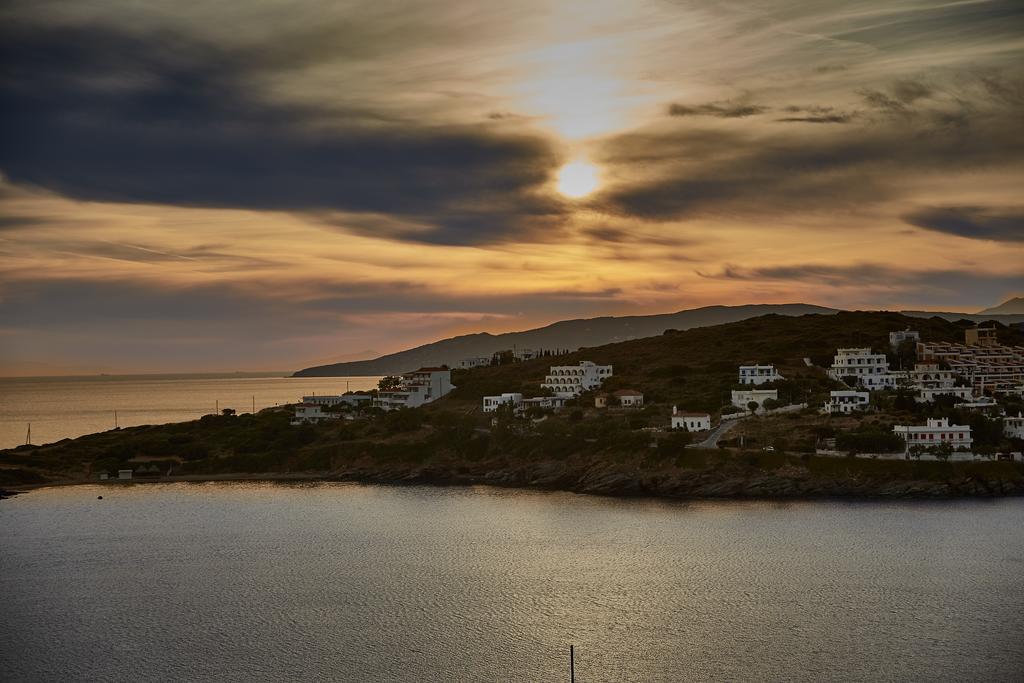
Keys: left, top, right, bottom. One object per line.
{"left": 731, "top": 389, "right": 777, "bottom": 411}
{"left": 482, "top": 393, "right": 523, "bottom": 412}
{"left": 915, "top": 387, "right": 975, "bottom": 403}
{"left": 738, "top": 364, "right": 783, "bottom": 385}
{"left": 374, "top": 367, "right": 455, "bottom": 411}
{"left": 541, "top": 361, "right": 613, "bottom": 397}
{"left": 301, "top": 393, "right": 372, "bottom": 407}
{"left": 459, "top": 357, "right": 491, "bottom": 369}
{"left": 613, "top": 389, "right": 644, "bottom": 408}
{"left": 893, "top": 418, "right": 973, "bottom": 452}
{"left": 824, "top": 390, "right": 869, "bottom": 414}
{"left": 290, "top": 403, "right": 340, "bottom": 425}
{"left": 889, "top": 328, "right": 920, "bottom": 350}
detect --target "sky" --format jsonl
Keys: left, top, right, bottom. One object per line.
{"left": 1, "top": 0, "right": 1022, "bottom": 375}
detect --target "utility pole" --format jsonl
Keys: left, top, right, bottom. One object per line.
{"left": 252, "top": 395, "right": 256, "bottom": 413}
{"left": 26, "top": 423, "right": 31, "bottom": 446}
{"left": 114, "top": 410, "right": 118, "bottom": 429}
{"left": 569, "top": 645, "right": 575, "bottom": 683}
{"left": 216, "top": 399, "right": 219, "bottom": 415}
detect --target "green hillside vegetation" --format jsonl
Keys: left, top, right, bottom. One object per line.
{"left": 3, "top": 311, "right": 1023, "bottom": 497}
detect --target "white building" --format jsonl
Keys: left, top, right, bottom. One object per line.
{"left": 915, "top": 387, "right": 975, "bottom": 403}
{"left": 731, "top": 389, "right": 778, "bottom": 411}
{"left": 827, "top": 348, "right": 897, "bottom": 391}
{"left": 482, "top": 392, "right": 523, "bottom": 412}
{"left": 117, "top": 469, "right": 133, "bottom": 480}
{"left": 541, "top": 361, "right": 613, "bottom": 397}
{"left": 824, "top": 390, "right": 869, "bottom": 414}
{"left": 1005, "top": 413, "right": 1024, "bottom": 439}
{"left": 893, "top": 418, "right": 973, "bottom": 452}
{"left": 291, "top": 403, "right": 340, "bottom": 425}
{"left": 514, "top": 348, "right": 540, "bottom": 362}
{"left": 518, "top": 396, "right": 568, "bottom": 412}
{"left": 738, "top": 364, "right": 783, "bottom": 385}
{"left": 301, "top": 393, "right": 372, "bottom": 407}
{"left": 374, "top": 367, "right": 455, "bottom": 411}
{"left": 671, "top": 407, "right": 710, "bottom": 432}
{"left": 613, "top": 389, "right": 644, "bottom": 408}
{"left": 889, "top": 328, "right": 920, "bottom": 350}
{"left": 459, "top": 357, "right": 491, "bottom": 369}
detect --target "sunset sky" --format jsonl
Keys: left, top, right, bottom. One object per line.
{"left": 1, "top": 0, "right": 1022, "bottom": 374}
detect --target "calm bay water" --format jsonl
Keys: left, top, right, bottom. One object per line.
{"left": 1, "top": 483, "right": 1022, "bottom": 681}
{"left": 0, "top": 374, "right": 380, "bottom": 450}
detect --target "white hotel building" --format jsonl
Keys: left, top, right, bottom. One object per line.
{"left": 824, "top": 390, "right": 869, "bottom": 414}
{"left": 827, "top": 348, "right": 897, "bottom": 391}
{"left": 738, "top": 364, "right": 783, "bottom": 385}
{"left": 541, "top": 361, "right": 613, "bottom": 397}
{"left": 731, "top": 389, "right": 778, "bottom": 411}
{"left": 1005, "top": 413, "right": 1024, "bottom": 439}
{"left": 374, "top": 367, "right": 454, "bottom": 411}
{"left": 893, "top": 418, "right": 973, "bottom": 452}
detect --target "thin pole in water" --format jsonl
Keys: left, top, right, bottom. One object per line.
{"left": 570, "top": 645, "right": 575, "bottom": 683}
{"left": 26, "top": 423, "right": 31, "bottom": 445}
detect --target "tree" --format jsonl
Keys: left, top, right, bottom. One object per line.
{"left": 762, "top": 398, "right": 780, "bottom": 411}
{"left": 378, "top": 375, "right": 402, "bottom": 391}
{"left": 747, "top": 400, "right": 760, "bottom": 413}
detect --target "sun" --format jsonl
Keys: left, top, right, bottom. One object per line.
{"left": 556, "top": 160, "right": 600, "bottom": 198}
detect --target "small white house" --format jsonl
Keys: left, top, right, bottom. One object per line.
{"left": 731, "top": 389, "right": 778, "bottom": 412}
{"left": 671, "top": 407, "right": 710, "bottom": 432}
{"left": 613, "top": 389, "right": 644, "bottom": 408}
{"left": 893, "top": 418, "right": 973, "bottom": 452}
{"left": 482, "top": 393, "right": 523, "bottom": 412}
{"left": 824, "top": 390, "right": 869, "bottom": 414}
{"left": 738, "top": 364, "right": 783, "bottom": 385}
{"left": 459, "top": 357, "right": 491, "bottom": 369}
{"left": 594, "top": 392, "right": 608, "bottom": 408}
{"left": 518, "top": 396, "right": 568, "bottom": 412}
{"left": 1005, "top": 413, "right": 1024, "bottom": 439}
{"left": 117, "top": 469, "right": 133, "bottom": 480}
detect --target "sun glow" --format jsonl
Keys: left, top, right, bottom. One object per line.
{"left": 556, "top": 160, "right": 600, "bottom": 198}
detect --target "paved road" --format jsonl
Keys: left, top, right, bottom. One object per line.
{"left": 687, "top": 418, "right": 741, "bottom": 449}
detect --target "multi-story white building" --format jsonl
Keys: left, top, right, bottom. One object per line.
{"left": 731, "top": 389, "right": 778, "bottom": 411}
{"left": 824, "top": 390, "right": 869, "bottom": 414}
{"left": 893, "top": 418, "right": 973, "bottom": 452}
{"left": 290, "top": 403, "right": 340, "bottom": 425}
{"left": 738, "top": 364, "right": 783, "bottom": 385}
{"left": 893, "top": 363, "right": 958, "bottom": 390}
{"left": 889, "top": 328, "right": 920, "bottom": 350}
{"left": 482, "top": 393, "right": 523, "bottom": 412}
{"left": 459, "top": 357, "right": 491, "bottom": 369}
{"left": 827, "top": 348, "right": 897, "bottom": 390}
{"left": 915, "top": 387, "right": 975, "bottom": 403}
{"left": 301, "top": 393, "right": 372, "bottom": 408}
{"left": 671, "top": 408, "right": 710, "bottom": 432}
{"left": 374, "top": 367, "right": 455, "bottom": 411}
{"left": 1005, "top": 413, "right": 1024, "bottom": 439}
{"left": 541, "top": 361, "right": 613, "bottom": 397}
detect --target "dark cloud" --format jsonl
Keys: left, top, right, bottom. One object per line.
{"left": 697, "top": 263, "right": 1024, "bottom": 309}
{"left": 902, "top": 206, "right": 1024, "bottom": 242}
{"left": 598, "top": 72, "right": 1024, "bottom": 221}
{"left": 776, "top": 114, "right": 853, "bottom": 123}
{"left": 0, "top": 20, "right": 565, "bottom": 246}
{"left": 668, "top": 101, "right": 768, "bottom": 118}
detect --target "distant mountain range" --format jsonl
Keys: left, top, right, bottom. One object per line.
{"left": 293, "top": 302, "right": 1024, "bottom": 377}
{"left": 979, "top": 297, "right": 1024, "bottom": 315}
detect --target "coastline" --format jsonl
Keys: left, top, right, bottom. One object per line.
{"left": 6, "top": 459, "right": 1024, "bottom": 501}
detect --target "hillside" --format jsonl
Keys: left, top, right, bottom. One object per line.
{"left": 294, "top": 304, "right": 1024, "bottom": 376}
{"left": 5, "top": 311, "right": 1024, "bottom": 499}
{"left": 979, "top": 297, "right": 1024, "bottom": 315}
{"left": 294, "top": 303, "right": 838, "bottom": 376}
